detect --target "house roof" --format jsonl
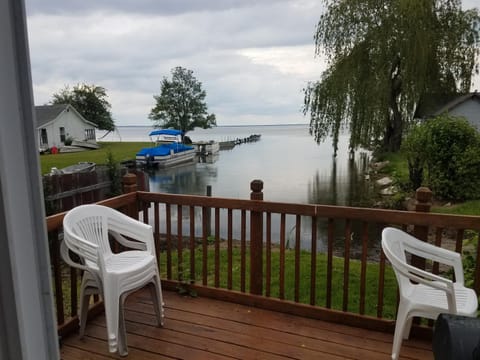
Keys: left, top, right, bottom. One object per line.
{"left": 35, "top": 104, "right": 69, "bottom": 127}
{"left": 35, "top": 104, "right": 97, "bottom": 128}
{"left": 415, "top": 92, "right": 480, "bottom": 119}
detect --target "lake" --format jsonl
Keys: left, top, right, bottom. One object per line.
{"left": 99, "top": 124, "right": 373, "bottom": 206}
{"left": 98, "top": 124, "right": 376, "bottom": 253}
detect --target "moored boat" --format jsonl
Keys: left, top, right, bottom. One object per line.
{"left": 50, "top": 162, "right": 96, "bottom": 175}
{"left": 193, "top": 140, "right": 220, "bottom": 155}
{"left": 135, "top": 129, "right": 196, "bottom": 168}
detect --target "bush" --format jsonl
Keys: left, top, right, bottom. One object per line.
{"left": 402, "top": 114, "right": 480, "bottom": 200}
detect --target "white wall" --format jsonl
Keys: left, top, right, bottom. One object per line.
{"left": 449, "top": 97, "right": 480, "bottom": 130}
{"left": 41, "top": 109, "right": 96, "bottom": 148}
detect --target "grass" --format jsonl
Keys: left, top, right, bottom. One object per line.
{"left": 432, "top": 200, "right": 480, "bottom": 216}
{"left": 39, "top": 141, "right": 150, "bottom": 174}
{"left": 158, "top": 244, "right": 399, "bottom": 319}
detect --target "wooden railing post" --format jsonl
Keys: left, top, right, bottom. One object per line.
{"left": 250, "top": 179, "right": 264, "bottom": 295}
{"left": 413, "top": 187, "right": 432, "bottom": 269}
{"left": 122, "top": 173, "right": 138, "bottom": 219}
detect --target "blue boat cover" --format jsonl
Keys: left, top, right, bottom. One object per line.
{"left": 149, "top": 129, "right": 183, "bottom": 136}
{"left": 136, "top": 142, "right": 193, "bottom": 156}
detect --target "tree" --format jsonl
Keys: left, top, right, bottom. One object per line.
{"left": 52, "top": 84, "right": 115, "bottom": 131}
{"left": 304, "top": 0, "right": 479, "bottom": 154}
{"left": 149, "top": 66, "right": 216, "bottom": 134}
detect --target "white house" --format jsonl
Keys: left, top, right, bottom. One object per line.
{"left": 416, "top": 92, "right": 480, "bottom": 130}
{"left": 36, "top": 104, "right": 97, "bottom": 150}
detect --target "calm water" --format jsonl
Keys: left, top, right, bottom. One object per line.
{"left": 99, "top": 124, "right": 372, "bottom": 205}
{"left": 98, "top": 125, "right": 376, "bottom": 253}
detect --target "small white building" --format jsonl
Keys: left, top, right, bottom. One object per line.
{"left": 36, "top": 104, "right": 97, "bottom": 150}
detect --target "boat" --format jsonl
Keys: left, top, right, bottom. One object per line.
{"left": 50, "top": 162, "right": 96, "bottom": 175}
{"left": 135, "top": 129, "right": 196, "bottom": 168}
{"left": 193, "top": 140, "right": 220, "bottom": 155}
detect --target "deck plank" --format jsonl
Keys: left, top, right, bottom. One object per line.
{"left": 61, "top": 290, "right": 433, "bottom": 360}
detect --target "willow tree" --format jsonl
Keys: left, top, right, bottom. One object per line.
{"left": 304, "top": 0, "right": 479, "bottom": 153}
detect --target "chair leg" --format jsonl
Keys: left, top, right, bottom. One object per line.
{"left": 78, "top": 293, "right": 90, "bottom": 338}
{"left": 102, "top": 286, "right": 120, "bottom": 354}
{"left": 391, "top": 305, "right": 410, "bottom": 360}
{"left": 117, "top": 294, "right": 129, "bottom": 357}
{"left": 150, "top": 276, "right": 165, "bottom": 327}
{"left": 403, "top": 317, "right": 413, "bottom": 340}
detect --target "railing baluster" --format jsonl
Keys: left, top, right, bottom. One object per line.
{"left": 241, "top": 209, "right": 246, "bottom": 293}
{"left": 433, "top": 227, "right": 443, "bottom": 275}
{"left": 166, "top": 204, "right": 172, "bottom": 280}
{"left": 50, "top": 230, "right": 65, "bottom": 324}
{"left": 326, "top": 218, "right": 334, "bottom": 309}
{"left": 202, "top": 207, "right": 208, "bottom": 286}
{"left": 475, "top": 231, "right": 480, "bottom": 294}
{"left": 343, "top": 219, "right": 351, "bottom": 311}
{"left": 227, "top": 209, "right": 233, "bottom": 290}
{"left": 310, "top": 216, "right": 317, "bottom": 306}
{"left": 294, "top": 215, "right": 301, "bottom": 302}
{"left": 177, "top": 205, "right": 183, "bottom": 282}
{"left": 279, "top": 213, "right": 286, "bottom": 300}
{"left": 359, "top": 222, "right": 368, "bottom": 315}
{"left": 215, "top": 207, "right": 220, "bottom": 288}
{"left": 377, "top": 246, "right": 386, "bottom": 318}
{"left": 189, "top": 206, "right": 195, "bottom": 283}
{"left": 266, "top": 212, "right": 272, "bottom": 297}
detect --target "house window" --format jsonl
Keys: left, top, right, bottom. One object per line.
{"left": 85, "top": 128, "right": 95, "bottom": 140}
{"left": 40, "top": 129, "right": 48, "bottom": 145}
{"left": 59, "top": 127, "right": 65, "bottom": 143}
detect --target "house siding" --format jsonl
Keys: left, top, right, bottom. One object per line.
{"left": 445, "top": 97, "right": 480, "bottom": 130}
{"left": 37, "top": 107, "right": 96, "bottom": 149}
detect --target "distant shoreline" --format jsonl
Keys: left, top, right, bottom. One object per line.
{"left": 113, "top": 123, "right": 309, "bottom": 128}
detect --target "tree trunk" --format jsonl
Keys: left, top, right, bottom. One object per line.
{"left": 383, "top": 57, "right": 403, "bottom": 152}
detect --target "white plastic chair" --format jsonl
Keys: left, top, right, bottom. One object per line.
{"left": 381, "top": 227, "right": 478, "bottom": 360}
{"left": 62, "top": 204, "right": 164, "bottom": 356}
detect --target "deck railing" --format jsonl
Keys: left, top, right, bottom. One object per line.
{"left": 47, "top": 175, "right": 480, "bottom": 338}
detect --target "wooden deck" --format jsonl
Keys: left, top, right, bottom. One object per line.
{"left": 60, "top": 290, "right": 433, "bottom": 360}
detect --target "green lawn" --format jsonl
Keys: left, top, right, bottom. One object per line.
{"left": 39, "top": 141, "right": 150, "bottom": 174}
{"left": 159, "top": 245, "right": 399, "bottom": 319}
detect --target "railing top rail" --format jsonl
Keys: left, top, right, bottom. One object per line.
{"left": 138, "top": 191, "right": 480, "bottom": 230}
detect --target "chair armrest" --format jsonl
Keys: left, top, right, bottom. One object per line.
{"left": 109, "top": 230, "right": 147, "bottom": 250}
{"left": 60, "top": 239, "right": 90, "bottom": 272}
{"left": 107, "top": 209, "right": 156, "bottom": 255}
{"left": 395, "top": 258, "right": 457, "bottom": 311}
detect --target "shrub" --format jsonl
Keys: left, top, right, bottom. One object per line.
{"left": 402, "top": 114, "right": 480, "bottom": 200}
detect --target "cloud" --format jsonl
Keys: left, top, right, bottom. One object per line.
{"left": 26, "top": 1, "right": 325, "bottom": 126}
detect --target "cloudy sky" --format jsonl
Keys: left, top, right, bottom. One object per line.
{"left": 25, "top": 0, "right": 479, "bottom": 127}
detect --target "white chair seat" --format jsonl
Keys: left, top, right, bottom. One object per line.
{"left": 406, "top": 283, "right": 477, "bottom": 317}
{"left": 62, "top": 204, "right": 165, "bottom": 356}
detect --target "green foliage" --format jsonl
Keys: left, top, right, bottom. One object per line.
{"left": 403, "top": 114, "right": 480, "bottom": 200}
{"left": 401, "top": 123, "right": 427, "bottom": 189}
{"left": 149, "top": 66, "right": 216, "bottom": 134}
{"left": 105, "top": 150, "right": 121, "bottom": 196}
{"left": 304, "top": 0, "right": 480, "bottom": 154}
{"left": 52, "top": 84, "right": 115, "bottom": 131}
